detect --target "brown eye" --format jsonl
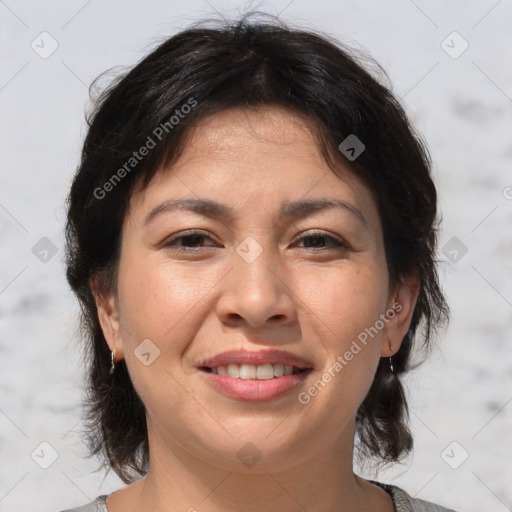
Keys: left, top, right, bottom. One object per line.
{"left": 162, "top": 230, "right": 216, "bottom": 251}
{"left": 295, "top": 232, "right": 349, "bottom": 251}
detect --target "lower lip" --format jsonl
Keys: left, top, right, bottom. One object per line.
{"left": 199, "top": 369, "right": 312, "bottom": 401}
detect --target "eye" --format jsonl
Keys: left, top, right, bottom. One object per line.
{"left": 161, "top": 230, "right": 348, "bottom": 252}
{"left": 162, "top": 230, "right": 217, "bottom": 251}
{"left": 294, "top": 231, "right": 349, "bottom": 251}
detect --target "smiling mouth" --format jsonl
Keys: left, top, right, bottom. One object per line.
{"left": 198, "top": 363, "right": 310, "bottom": 379}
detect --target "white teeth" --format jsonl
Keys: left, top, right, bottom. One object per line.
{"left": 256, "top": 363, "right": 274, "bottom": 380}
{"left": 227, "top": 364, "right": 240, "bottom": 378}
{"left": 239, "top": 364, "right": 256, "bottom": 379}
{"left": 210, "top": 363, "right": 301, "bottom": 379}
{"left": 273, "top": 363, "right": 284, "bottom": 377}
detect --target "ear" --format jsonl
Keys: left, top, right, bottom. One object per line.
{"left": 380, "top": 274, "right": 420, "bottom": 357}
{"left": 89, "top": 275, "right": 125, "bottom": 361}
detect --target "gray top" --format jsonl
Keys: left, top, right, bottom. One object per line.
{"left": 59, "top": 481, "right": 457, "bottom": 512}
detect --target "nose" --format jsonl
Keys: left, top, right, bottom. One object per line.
{"left": 214, "top": 247, "right": 298, "bottom": 330}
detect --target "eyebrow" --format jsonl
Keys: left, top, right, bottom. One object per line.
{"left": 144, "top": 197, "right": 369, "bottom": 229}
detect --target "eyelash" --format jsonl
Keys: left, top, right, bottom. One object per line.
{"left": 162, "top": 229, "right": 349, "bottom": 252}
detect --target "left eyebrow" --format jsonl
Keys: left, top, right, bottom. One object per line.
{"left": 280, "top": 198, "right": 370, "bottom": 230}
{"left": 143, "top": 197, "right": 370, "bottom": 230}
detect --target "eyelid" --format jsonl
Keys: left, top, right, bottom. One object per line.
{"left": 161, "top": 229, "right": 218, "bottom": 248}
{"left": 161, "top": 229, "right": 350, "bottom": 251}
{"left": 293, "top": 229, "right": 350, "bottom": 248}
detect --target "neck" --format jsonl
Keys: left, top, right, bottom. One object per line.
{"left": 111, "top": 420, "right": 393, "bottom": 512}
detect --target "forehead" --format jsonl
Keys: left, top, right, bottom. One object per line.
{"left": 129, "top": 106, "right": 380, "bottom": 230}
{"left": 173, "top": 106, "right": 337, "bottom": 183}
{"left": 184, "top": 106, "right": 321, "bottom": 157}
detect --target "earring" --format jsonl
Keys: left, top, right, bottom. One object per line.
{"left": 109, "top": 348, "right": 117, "bottom": 375}
{"left": 389, "top": 344, "right": 394, "bottom": 373}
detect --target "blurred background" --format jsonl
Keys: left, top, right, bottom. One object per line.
{"left": 0, "top": 1, "right": 511, "bottom": 511}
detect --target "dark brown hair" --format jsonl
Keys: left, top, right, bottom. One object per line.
{"left": 65, "top": 12, "right": 449, "bottom": 483}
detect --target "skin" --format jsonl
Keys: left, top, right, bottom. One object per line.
{"left": 94, "top": 106, "right": 419, "bottom": 512}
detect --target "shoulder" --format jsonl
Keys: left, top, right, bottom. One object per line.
{"left": 371, "top": 480, "right": 458, "bottom": 512}
{"left": 58, "top": 495, "right": 108, "bottom": 512}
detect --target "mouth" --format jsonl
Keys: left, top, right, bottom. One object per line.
{"left": 198, "top": 364, "right": 314, "bottom": 402}
{"left": 196, "top": 349, "right": 314, "bottom": 400}
{"left": 198, "top": 363, "right": 310, "bottom": 379}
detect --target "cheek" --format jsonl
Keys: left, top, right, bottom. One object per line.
{"left": 303, "top": 262, "right": 388, "bottom": 347}
{"left": 298, "top": 263, "right": 388, "bottom": 405}
{"left": 115, "top": 253, "right": 220, "bottom": 407}
{"left": 117, "top": 255, "right": 220, "bottom": 344}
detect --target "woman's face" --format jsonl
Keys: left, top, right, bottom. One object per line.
{"left": 98, "top": 106, "right": 416, "bottom": 472}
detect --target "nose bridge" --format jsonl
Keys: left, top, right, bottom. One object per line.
{"left": 215, "top": 236, "right": 296, "bottom": 328}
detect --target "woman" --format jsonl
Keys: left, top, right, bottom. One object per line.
{"left": 61, "top": 13, "right": 455, "bottom": 512}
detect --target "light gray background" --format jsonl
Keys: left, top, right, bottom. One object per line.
{"left": 1, "top": 1, "right": 511, "bottom": 511}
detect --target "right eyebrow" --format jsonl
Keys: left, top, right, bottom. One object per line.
{"left": 144, "top": 198, "right": 236, "bottom": 226}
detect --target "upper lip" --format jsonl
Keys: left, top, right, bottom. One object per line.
{"left": 198, "top": 349, "right": 314, "bottom": 370}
